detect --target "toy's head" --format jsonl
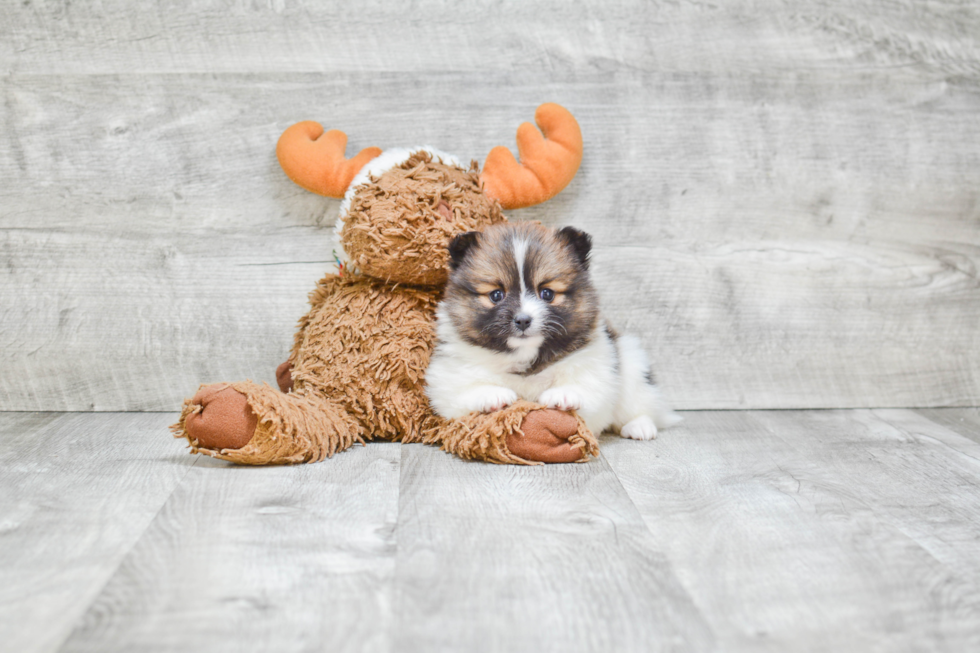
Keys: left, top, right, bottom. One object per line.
{"left": 276, "top": 103, "right": 582, "bottom": 287}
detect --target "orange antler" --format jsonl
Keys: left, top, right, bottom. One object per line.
{"left": 480, "top": 103, "right": 583, "bottom": 209}
{"left": 276, "top": 122, "right": 382, "bottom": 198}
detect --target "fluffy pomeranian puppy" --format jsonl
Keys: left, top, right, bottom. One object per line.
{"left": 425, "top": 222, "right": 679, "bottom": 440}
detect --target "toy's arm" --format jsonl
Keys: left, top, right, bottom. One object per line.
{"left": 418, "top": 403, "right": 598, "bottom": 465}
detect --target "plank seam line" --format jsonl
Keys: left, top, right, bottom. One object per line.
{"left": 51, "top": 455, "right": 203, "bottom": 653}
{"left": 594, "top": 448, "right": 660, "bottom": 541}
{"left": 386, "top": 441, "right": 405, "bottom": 644}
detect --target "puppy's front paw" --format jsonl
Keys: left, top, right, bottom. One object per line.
{"left": 538, "top": 387, "right": 584, "bottom": 412}
{"left": 621, "top": 415, "right": 658, "bottom": 441}
{"left": 462, "top": 386, "right": 519, "bottom": 414}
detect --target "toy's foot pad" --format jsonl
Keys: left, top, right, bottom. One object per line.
{"left": 276, "top": 361, "right": 294, "bottom": 393}
{"left": 184, "top": 384, "right": 257, "bottom": 451}
{"left": 509, "top": 409, "right": 588, "bottom": 464}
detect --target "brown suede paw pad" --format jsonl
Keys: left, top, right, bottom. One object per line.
{"left": 509, "top": 409, "right": 589, "bottom": 464}
{"left": 183, "top": 384, "right": 258, "bottom": 451}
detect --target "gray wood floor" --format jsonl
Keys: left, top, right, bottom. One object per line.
{"left": 3, "top": 409, "right": 980, "bottom": 653}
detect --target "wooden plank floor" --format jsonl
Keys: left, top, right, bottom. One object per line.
{"left": 3, "top": 410, "right": 980, "bottom": 652}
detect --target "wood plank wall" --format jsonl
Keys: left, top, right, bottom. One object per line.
{"left": 1, "top": 1, "right": 978, "bottom": 411}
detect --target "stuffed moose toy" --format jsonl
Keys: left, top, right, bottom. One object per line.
{"left": 172, "top": 103, "right": 599, "bottom": 465}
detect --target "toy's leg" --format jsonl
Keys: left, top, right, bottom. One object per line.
{"left": 421, "top": 400, "right": 600, "bottom": 465}
{"left": 171, "top": 382, "right": 365, "bottom": 465}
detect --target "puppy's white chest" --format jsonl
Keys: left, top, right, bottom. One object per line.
{"left": 507, "top": 367, "right": 560, "bottom": 402}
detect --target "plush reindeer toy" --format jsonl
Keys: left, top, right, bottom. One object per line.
{"left": 171, "top": 103, "right": 599, "bottom": 465}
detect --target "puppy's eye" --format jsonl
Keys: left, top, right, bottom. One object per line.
{"left": 489, "top": 289, "right": 505, "bottom": 304}
{"left": 539, "top": 288, "right": 555, "bottom": 302}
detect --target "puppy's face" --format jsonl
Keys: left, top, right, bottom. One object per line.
{"left": 444, "top": 222, "right": 599, "bottom": 365}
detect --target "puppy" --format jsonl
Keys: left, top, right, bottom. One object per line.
{"left": 425, "top": 221, "right": 680, "bottom": 440}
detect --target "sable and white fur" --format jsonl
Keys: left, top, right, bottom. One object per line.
{"left": 425, "top": 222, "right": 679, "bottom": 440}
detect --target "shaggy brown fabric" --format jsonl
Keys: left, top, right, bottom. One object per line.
{"left": 172, "top": 147, "right": 596, "bottom": 466}
{"left": 288, "top": 274, "right": 438, "bottom": 442}
{"left": 421, "top": 401, "right": 598, "bottom": 465}
{"left": 342, "top": 153, "right": 505, "bottom": 287}
{"left": 174, "top": 380, "right": 364, "bottom": 464}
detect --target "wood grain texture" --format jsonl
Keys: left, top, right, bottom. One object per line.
{"left": 916, "top": 407, "right": 980, "bottom": 445}
{"left": 57, "top": 440, "right": 401, "bottom": 653}
{"left": 6, "top": 410, "right": 980, "bottom": 650}
{"left": 601, "top": 410, "right": 980, "bottom": 651}
{"left": 2, "top": 1, "right": 979, "bottom": 410}
{"left": 391, "top": 443, "right": 713, "bottom": 653}
{"left": 1, "top": 228, "right": 322, "bottom": 411}
{"left": 0, "top": 412, "right": 192, "bottom": 653}
{"left": 2, "top": 1, "right": 977, "bottom": 75}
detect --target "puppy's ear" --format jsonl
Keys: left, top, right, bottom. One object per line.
{"left": 556, "top": 226, "right": 592, "bottom": 270}
{"left": 448, "top": 231, "right": 481, "bottom": 270}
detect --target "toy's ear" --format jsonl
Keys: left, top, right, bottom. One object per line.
{"left": 480, "top": 103, "right": 583, "bottom": 210}
{"left": 276, "top": 122, "right": 382, "bottom": 198}
{"left": 448, "top": 231, "right": 481, "bottom": 270}
{"left": 556, "top": 226, "right": 592, "bottom": 270}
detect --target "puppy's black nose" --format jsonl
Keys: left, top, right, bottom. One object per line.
{"left": 514, "top": 314, "right": 532, "bottom": 331}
